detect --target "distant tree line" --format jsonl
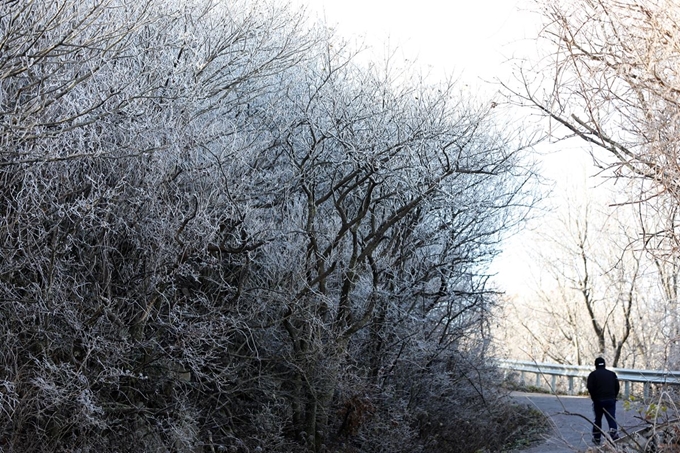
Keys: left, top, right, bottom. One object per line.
{"left": 0, "top": 1, "right": 537, "bottom": 452}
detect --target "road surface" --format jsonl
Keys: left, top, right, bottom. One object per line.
{"left": 512, "top": 392, "right": 648, "bottom": 453}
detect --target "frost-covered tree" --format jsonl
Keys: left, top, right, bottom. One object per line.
{"left": 247, "top": 48, "right": 535, "bottom": 450}
{"left": 0, "top": 1, "right": 537, "bottom": 452}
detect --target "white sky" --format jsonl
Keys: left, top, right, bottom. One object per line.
{"left": 297, "top": 0, "right": 542, "bottom": 91}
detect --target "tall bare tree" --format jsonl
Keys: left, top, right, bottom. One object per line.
{"left": 511, "top": 0, "right": 680, "bottom": 244}
{"left": 502, "top": 0, "right": 680, "bottom": 369}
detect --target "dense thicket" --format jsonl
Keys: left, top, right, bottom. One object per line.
{"left": 0, "top": 1, "right": 536, "bottom": 451}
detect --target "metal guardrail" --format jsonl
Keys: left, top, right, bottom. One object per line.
{"left": 497, "top": 359, "right": 680, "bottom": 397}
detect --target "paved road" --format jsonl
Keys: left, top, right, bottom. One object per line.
{"left": 512, "top": 392, "right": 648, "bottom": 453}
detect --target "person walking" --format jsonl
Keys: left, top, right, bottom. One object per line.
{"left": 587, "top": 357, "right": 620, "bottom": 445}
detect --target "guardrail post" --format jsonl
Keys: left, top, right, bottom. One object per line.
{"left": 551, "top": 375, "right": 556, "bottom": 394}
{"left": 568, "top": 376, "right": 574, "bottom": 395}
{"left": 535, "top": 373, "right": 541, "bottom": 389}
{"left": 624, "top": 381, "right": 630, "bottom": 398}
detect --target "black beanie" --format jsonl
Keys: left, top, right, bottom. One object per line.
{"left": 595, "top": 357, "right": 605, "bottom": 368}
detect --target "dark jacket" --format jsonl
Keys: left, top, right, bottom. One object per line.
{"left": 587, "top": 367, "right": 619, "bottom": 401}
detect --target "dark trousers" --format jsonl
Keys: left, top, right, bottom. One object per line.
{"left": 592, "top": 399, "right": 618, "bottom": 440}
